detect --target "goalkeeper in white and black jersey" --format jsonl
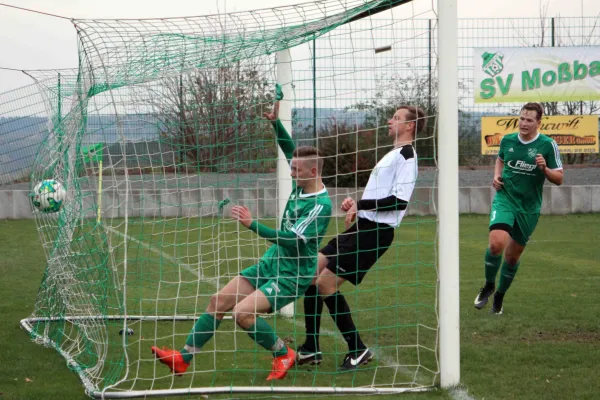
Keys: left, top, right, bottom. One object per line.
{"left": 297, "top": 105, "right": 427, "bottom": 370}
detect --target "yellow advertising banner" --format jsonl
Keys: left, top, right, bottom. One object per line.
{"left": 481, "top": 115, "right": 599, "bottom": 155}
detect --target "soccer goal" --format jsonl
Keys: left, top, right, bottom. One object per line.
{"left": 19, "top": 0, "right": 459, "bottom": 397}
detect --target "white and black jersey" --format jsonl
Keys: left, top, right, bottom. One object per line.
{"left": 320, "top": 144, "right": 417, "bottom": 286}
{"left": 357, "top": 144, "right": 417, "bottom": 228}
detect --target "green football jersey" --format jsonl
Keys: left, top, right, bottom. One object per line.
{"left": 261, "top": 186, "right": 332, "bottom": 277}
{"left": 260, "top": 119, "right": 332, "bottom": 278}
{"left": 496, "top": 132, "right": 562, "bottom": 213}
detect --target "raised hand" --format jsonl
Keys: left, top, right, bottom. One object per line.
{"left": 263, "top": 101, "right": 280, "bottom": 121}
{"left": 231, "top": 205, "right": 253, "bottom": 228}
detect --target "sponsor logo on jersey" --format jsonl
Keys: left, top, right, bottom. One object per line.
{"left": 507, "top": 160, "right": 537, "bottom": 172}
{"left": 284, "top": 210, "right": 296, "bottom": 230}
{"left": 527, "top": 148, "right": 538, "bottom": 158}
{"left": 508, "top": 147, "right": 514, "bottom": 152}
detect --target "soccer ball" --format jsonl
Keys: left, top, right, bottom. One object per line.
{"left": 32, "top": 179, "right": 66, "bottom": 213}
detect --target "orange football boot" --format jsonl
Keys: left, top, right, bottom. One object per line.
{"left": 151, "top": 346, "right": 190, "bottom": 375}
{"left": 266, "top": 347, "right": 296, "bottom": 380}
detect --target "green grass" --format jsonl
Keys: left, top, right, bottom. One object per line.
{"left": 0, "top": 214, "right": 599, "bottom": 400}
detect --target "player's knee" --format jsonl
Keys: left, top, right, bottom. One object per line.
{"left": 504, "top": 250, "right": 523, "bottom": 266}
{"left": 503, "top": 241, "right": 525, "bottom": 265}
{"left": 488, "top": 235, "right": 507, "bottom": 255}
{"left": 207, "top": 293, "right": 230, "bottom": 315}
{"left": 488, "top": 242, "right": 504, "bottom": 256}
{"left": 317, "top": 253, "right": 329, "bottom": 270}
{"left": 315, "top": 276, "right": 336, "bottom": 297}
{"left": 488, "top": 229, "right": 510, "bottom": 255}
{"left": 231, "top": 307, "right": 253, "bottom": 328}
{"left": 311, "top": 255, "right": 329, "bottom": 286}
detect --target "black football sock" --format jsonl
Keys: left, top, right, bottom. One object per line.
{"left": 303, "top": 285, "right": 323, "bottom": 352}
{"left": 323, "top": 291, "right": 366, "bottom": 353}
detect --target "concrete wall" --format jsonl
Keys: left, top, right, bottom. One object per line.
{"left": 2, "top": 186, "right": 600, "bottom": 220}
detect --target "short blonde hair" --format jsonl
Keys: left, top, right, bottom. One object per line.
{"left": 293, "top": 146, "right": 324, "bottom": 174}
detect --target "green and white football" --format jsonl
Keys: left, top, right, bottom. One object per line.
{"left": 32, "top": 179, "right": 66, "bottom": 213}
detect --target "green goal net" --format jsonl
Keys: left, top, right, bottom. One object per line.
{"left": 16, "top": 0, "right": 440, "bottom": 397}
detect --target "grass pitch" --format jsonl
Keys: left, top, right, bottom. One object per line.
{"left": 0, "top": 214, "right": 598, "bottom": 400}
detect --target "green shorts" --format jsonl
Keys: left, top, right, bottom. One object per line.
{"left": 489, "top": 200, "right": 540, "bottom": 246}
{"left": 240, "top": 261, "right": 313, "bottom": 312}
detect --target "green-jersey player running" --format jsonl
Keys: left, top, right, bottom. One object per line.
{"left": 152, "top": 89, "right": 332, "bottom": 380}
{"left": 474, "top": 102, "right": 564, "bottom": 314}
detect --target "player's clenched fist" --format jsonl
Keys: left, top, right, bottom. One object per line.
{"left": 535, "top": 154, "right": 547, "bottom": 171}
{"left": 340, "top": 197, "right": 356, "bottom": 212}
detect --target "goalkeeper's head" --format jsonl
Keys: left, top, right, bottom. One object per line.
{"left": 290, "top": 146, "right": 324, "bottom": 189}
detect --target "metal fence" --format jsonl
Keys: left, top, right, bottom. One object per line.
{"left": 1, "top": 17, "right": 599, "bottom": 187}
{"left": 457, "top": 17, "right": 600, "bottom": 165}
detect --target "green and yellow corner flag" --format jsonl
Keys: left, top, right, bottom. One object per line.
{"left": 82, "top": 143, "right": 104, "bottom": 163}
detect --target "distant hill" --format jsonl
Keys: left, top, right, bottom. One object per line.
{"left": 0, "top": 115, "right": 161, "bottom": 184}
{"left": 0, "top": 108, "right": 492, "bottom": 184}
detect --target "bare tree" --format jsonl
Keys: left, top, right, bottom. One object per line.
{"left": 143, "top": 60, "right": 277, "bottom": 173}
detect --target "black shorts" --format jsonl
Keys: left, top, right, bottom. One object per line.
{"left": 320, "top": 217, "right": 395, "bottom": 285}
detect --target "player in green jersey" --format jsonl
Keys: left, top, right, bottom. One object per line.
{"left": 152, "top": 89, "right": 332, "bottom": 380}
{"left": 474, "top": 102, "right": 564, "bottom": 314}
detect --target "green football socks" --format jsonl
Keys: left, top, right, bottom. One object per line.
{"left": 497, "top": 260, "right": 520, "bottom": 294}
{"left": 484, "top": 248, "right": 503, "bottom": 284}
{"left": 182, "top": 313, "right": 222, "bottom": 362}
{"left": 245, "top": 317, "right": 288, "bottom": 357}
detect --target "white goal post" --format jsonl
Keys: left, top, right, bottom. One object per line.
{"left": 437, "top": 0, "right": 461, "bottom": 388}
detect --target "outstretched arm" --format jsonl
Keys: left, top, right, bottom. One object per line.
{"left": 232, "top": 205, "right": 300, "bottom": 249}
{"left": 264, "top": 88, "right": 295, "bottom": 162}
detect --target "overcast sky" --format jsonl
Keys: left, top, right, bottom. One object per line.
{"left": 0, "top": 0, "right": 599, "bottom": 93}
